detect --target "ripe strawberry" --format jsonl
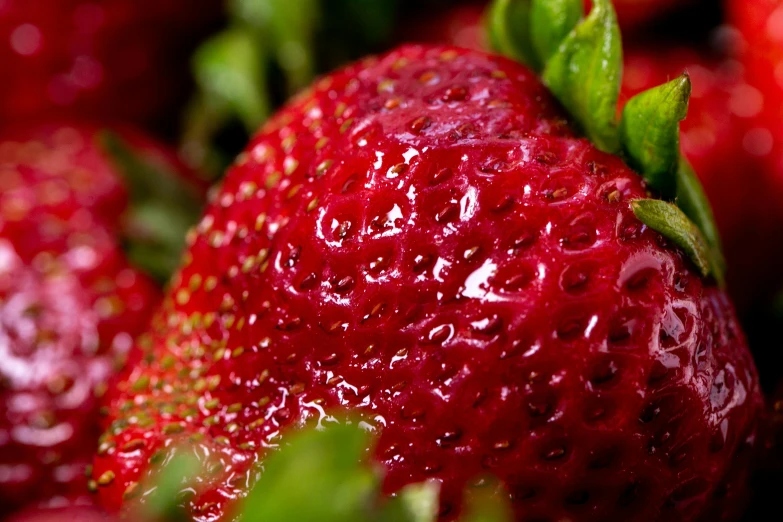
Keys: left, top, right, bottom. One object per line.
{"left": 0, "top": 123, "right": 200, "bottom": 515}
{"left": 0, "top": 1, "right": 222, "bottom": 131}
{"left": 91, "top": 27, "right": 761, "bottom": 522}
{"left": 621, "top": 47, "right": 777, "bottom": 310}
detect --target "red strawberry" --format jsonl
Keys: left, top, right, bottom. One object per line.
{"left": 0, "top": 1, "right": 222, "bottom": 132}
{"left": 621, "top": 47, "right": 777, "bottom": 310}
{"left": 91, "top": 39, "right": 761, "bottom": 521}
{"left": 0, "top": 123, "right": 200, "bottom": 515}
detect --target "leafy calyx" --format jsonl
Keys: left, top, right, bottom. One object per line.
{"left": 487, "top": 0, "right": 725, "bottom": 285}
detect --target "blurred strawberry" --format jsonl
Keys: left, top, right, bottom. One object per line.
{"left": 397, "top": 2, "right": 487, "bottom": 51}
{"left": 5, "top": 505, "right": 113, "bottom": 522}
{"left": 591, "top": 0, "right": 692, "bottom": 29}
{"left": 0, "top": 1, "right": 223, "bottom": 133}
{"left": 0, "top": 123, "right": 202, "bottom": 515}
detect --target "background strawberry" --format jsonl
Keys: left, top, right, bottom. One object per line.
{"left": 0, "top": 123, "right": 201, "bottom": 515}
{"left": 91, "top": 12, "right": 761, "bottom": 515}
{"left": 0, "top": 0, "right": 223, "bottom": 134}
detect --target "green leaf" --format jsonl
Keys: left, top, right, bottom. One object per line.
{"left": 193, "top": 28, "right": 271, "bottom": 132}
{"left": 460, "top": 481, "right": 513, "bottom": 522}
{"left": 238, "top": 423, "right": 378, "bottom": 522}
{"left": 542, "top": 0, "right": 622, "bottom": 153}
{"left": 100, "top": 132, "right": 202, "bottom": 283}
{"left": 620, "top": 74, "right": 691, "bottom": 199}
{"left": 381, "top": 481, "right": 440, "bottom": 522}
{"left": 486, "top": 0, "right": 537, "bottom": 70}
{"left": 143, "top": 451, "right": 201, "bottom": 522}
{"left": 529, "top": 0, "right": 583, "bottom": 67}
{"left": 631, "top": 199, "right": 713, "bottom": 279}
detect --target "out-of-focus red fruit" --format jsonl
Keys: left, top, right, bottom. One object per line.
{"left": 400, "top": 3, "right": 487, "bottom": 51}
{"left": 0, "top": 1, "right": 223, "bottom": 132}
{"left": 0, "top": 123, "right": 199, "bottom": 515}
{"left": 587, "top": 0, "right": 690, "bottom": 29}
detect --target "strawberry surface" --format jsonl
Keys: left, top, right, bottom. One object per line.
{"left": 0, "top": 123, "right": 197, "bottom": 514}
{"left": 0, "top": 0, "right": 222, "bottom": 132}
{"left": 91, "top": 45, "right": 761, "bottom": 521}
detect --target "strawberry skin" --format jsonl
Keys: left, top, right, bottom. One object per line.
{"left": 0, "top": 1, "right": 221, "bottom": 131}
{"left": 0, "top": 124, "right": 184, "bottom": 514}
{"left": 92, "top": 45, "right": 761, "bottom": 521}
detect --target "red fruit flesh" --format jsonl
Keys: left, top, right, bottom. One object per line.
{"left": 0, "top": 1, "right": 222, "bottom": 132}
{"left": 92, "top": 45, "right": 761, "bottom": 521}
{"left": 0, "top": 125, "right": 167, "bottom": 514}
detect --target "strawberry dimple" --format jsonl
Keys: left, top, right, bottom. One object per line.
{"left": 94, "top": 45, "right": 761, "bottom": 522}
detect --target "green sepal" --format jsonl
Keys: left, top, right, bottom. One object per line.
{"left": 487, "top": 0, "right": 537, "bottom": 70}
{"left": 631, "top": 199, "right": 723, "bottom": 284}
{"left": 542, "top": 0, "right": 622, "bottom": 153}
{"left": 100, "top": 132, "right": 202, "bottom": 283}
{"left": 530, "top": 0, "right": 583, "bottom": 68}
{"left": 675, "top": 158, "right": 725, "bottom": 282}
{"left": 193, "top": 28, "right": 271, "bottom": 133}
{"left": 620, "top": 74, "right": 691, "bottom": 199}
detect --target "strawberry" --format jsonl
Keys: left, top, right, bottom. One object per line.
{"left": 0, "top": 1, "right": 222, "bottom": 132}
{"left": 0, "top": 123, "right": 201, "bottom": 515}
{"left": 92, "top": 3, "right": 761, "bottom": 521}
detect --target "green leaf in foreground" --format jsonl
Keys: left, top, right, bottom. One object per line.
{"left": 631, "top": 199, "right": 715, "bottom": 280}
{"left": 487, "top": 0, "right": 537, "bottom": 70}
{"left": 144, "top": 452, "right": 202, "bottom": 522}
{"left": 529, "top": 0, "right": 583, "bottom": 67}
{"left": 239, "top": 424, "right": 377, "bottom": 522}
{"left": 542, "top": 0, "right": 622, "bottom": 153}
{"left": 620, "top": 74, "right": 691, "bottom": 199}
{"left": 461, "top": 482, "right": 513, "bottom": 522}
